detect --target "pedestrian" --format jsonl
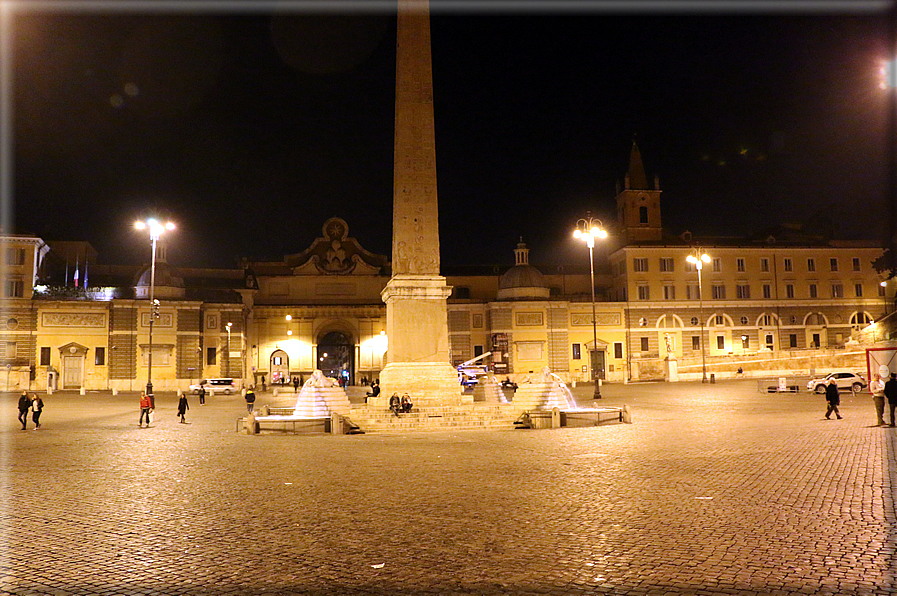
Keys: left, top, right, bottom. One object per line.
{"left": 870, "top": 373, "right": 886, "bottom": 426}
{"left": 31, "top": 393, "right": 44, "bottom": 429}
{"left": 885, "top": 373, "right": 897, "bottom": 427}
{"left": 17, "top": 391, "right": 31, "bottom": 430}
{"left": 365, "top": 380, "right": 380, "bottom": 404}
{"left": 245, "top": 386, "right": 256, "bottom": 413}
{"left": 198, "top": 384, "right": 206, "bottom": 406}
{"left": 139, "top": 392, "right": 153, "bottom": 427}
{"left": 261, "top": 375, "right": 266, "bottom": 392}
{"left": 177, "top": 394, "right": 190, "bottom": 423}
{"left": 293, "top": 376, "right": 300, "bottom": 393}
{"left": 824, "top": 378, "right": 842, "bottom": 420}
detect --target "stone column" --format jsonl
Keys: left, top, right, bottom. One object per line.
{"left": 378, "top": 0, "right": 460, "bottom": 404}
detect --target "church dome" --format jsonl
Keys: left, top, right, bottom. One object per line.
{"left": 135, "top": 261, "right": 185, "bottom": 299}
{"left": 497, "top": 240, "right": 550, "bottom": 301}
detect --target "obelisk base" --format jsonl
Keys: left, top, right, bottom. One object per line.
{"left": 374, "top": 362, "right": 467, "bottom": 407}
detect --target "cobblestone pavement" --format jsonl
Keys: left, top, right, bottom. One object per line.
{"left": 1, "top": 380, "right": 895, "bottom": 595}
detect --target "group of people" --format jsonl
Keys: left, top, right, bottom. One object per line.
{"left": 388, "top": 393, "right": 413, "bottom": 416}
{"left": 365, "top": 380, "right": 380, "bottom": 403}
{"left": 869, "top": 372, "right": 897, "bottom": 426}
{"left": 17, "top": 391, "right": 44, "bottom": 430}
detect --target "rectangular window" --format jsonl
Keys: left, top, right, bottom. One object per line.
{"left": 761, "top": 314, "right": 772, "bottom": 326}
{"left": 572, "top": 343, "right": 581, "bottom": 360}
{"left": 712, "top": 258, "right": 721, "bottom": 272}
{"left": 40, "top": 347, "right": 51, "bottom": 366}
{"left": 637, "top": 285, "right": 649, "bottom": 300}
{"left": 715, "top": 315, "right": 724, "bottom": 326}
{"left": 686, "top": 284, "right": 699, "bottom": 300}
{"left": 94, "top": 347, "right": 105, "bottom": 366}
{"left": 685, "top": 260, "right": 697, "bottom": 272}
{"left": 760, "top": 258, "right": 769, "bottom": 272}
{"left": 736, "top": 258, "right": 745, "bottom": 272}
{"left": 692, "top": 336, "right": 700, "bottom": 350}
{"left": 640, "top": 337, "right": 649, "bottom": 352}
{"left": 206, "top": 346, "right": 217, "bottom": 366}
{"left": 711, "top": 284, "right": 726, "bottom": 300}
{"left": 4, "top": 280, "right": 23, "bottom": 298}
{"left": 855, "top": 283, "right": 863, "bottom": 297}
{"left": 614, "top": 342, "right": 623, "bottom": 359}
{"left": 474, "top": 345, "right": 484, "bottom": 357}
{"left": 789, "top": 334, "right": 798, "bottom": 348}
{"left": 663, "top": 284, "right": 675, "bottom": 300}
{"left": 831, "top": 283, "right": 843, "bottom": 298}
{"left": 5, "top": 342, "right": 15, "bottom": 358}
{"left": 659, "top": 257, "right": 674, "bottom": 272}
{"left": 633, "top": 257, "right": 648, "bottom": 272}
{"left": 783, "top": 258, "right": 792, "bottom": 272}
{"left": 830, "top": 258, "right": 838, "bottom": 271}
{"left": 809, "top": 284, "right": 818, "bottom": 298}
{"left": 807, "top": 258, "right": 815, "bottom": 272}
{"left": 736, "top": 284, "right": 750, "bottom": 299}
{"left": 5, "top": 248, "right": 25, "bottom": 265}
{"left": 716, "top": 336, "right": 725, "bottom": 350}
{"left": 786, "top": 284, "right": 794, "bottom": 299}
{"left": 762, "top": 284, "right": 771, "bottom": 299}
{"left": 852, "top": 257, "right": 861, "bottom": 271}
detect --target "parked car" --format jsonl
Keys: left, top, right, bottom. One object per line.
{"left": 806, "top": 372, "right": 867, "bottom": 394}
{"left": 189, "top": 378, "right": 237, "bottom": 395}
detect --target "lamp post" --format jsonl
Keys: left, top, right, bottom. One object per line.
{"left": 225, "top": 322, "right": 232, "bottom": 378}
{"left": 134, "top": 218, "right": 175, "bottom": 402}
{"left": 686, "top": 249, "right": 712, "bottom": 383}
{"left": 573, "top": 215, "right": 608, "bottom": 399}
{"left": 881, "top": 281, "right": 889, "bottom": 318}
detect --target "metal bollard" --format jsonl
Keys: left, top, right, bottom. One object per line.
{"left": 710, "top": 373, "right": 715, "bottom": 384}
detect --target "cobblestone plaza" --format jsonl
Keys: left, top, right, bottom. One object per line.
{"left": 2, "top": 380, "right": 895, "bottom": 595}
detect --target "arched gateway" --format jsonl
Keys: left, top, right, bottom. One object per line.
{"left": 317, "top": 331, "right": 355, "bottom": 386}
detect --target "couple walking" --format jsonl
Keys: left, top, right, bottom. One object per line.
{"left": 870, "top": 372, "right": 897, "bottom": 426}
{"left": 17, "top": 391, "right": 44, "bottom": 430}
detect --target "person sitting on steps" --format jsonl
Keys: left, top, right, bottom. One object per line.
{"left": 365, "top": 380, "right": 380, "bottom": 404}
{"left": 388, "top": 393, "right": 402, "bottom": 417}
{"left": 401, "top": 393, "right": 413, "bottom": 413}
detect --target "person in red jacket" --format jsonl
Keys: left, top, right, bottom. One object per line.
{"left": 139, "top": 392, "right": 153, "bottom": 427}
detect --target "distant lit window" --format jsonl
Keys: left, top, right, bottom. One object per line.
{"left": 639, "top": 206, "right": 648, "bottom": 224}
{"left": 715, "top": 315, "right": 724, "bottom": 326}
{"left": 95, "top": 347, "right": 105, "bottom": 366}
{"left": 687, "top": 284, "right": 699, "bottom": 300}
{"left": 716, "top": 336, "right": 725, "bottom": 350}
{"left": 785, "top": 284, "right": 794, "bottom": 299}
{"left": 711, "top": 284, "right": 725, "bottom": 300}
{"left": 663, "top": 284, "right": 675, "bottom": 300}
{"left": 637, "top": 285, "right": 649, "bottom": 300}
{"left": 809, "top": 284, "right": 818, "bottom": 298}
{"left": 762, "top": 284, "right": 771, "bottom": 299}
{"left": 830, "top": 258, "right": 838, "bottom": 272}
{"left": 572, "top": 344, "right": 581, "bottom": 360}
{"left": 736, "top": 284, "right": 750, "bottom": 299}
{"left": 4, "top": 280, "right": 23, "bottom": 298}
{"left": 692, "top": 336, "right": 700, "bottom": 350}
{"left": 831, "top": 283, "right": 843, "bottom": 298}
{"left": 736, "top": 258, "right": 745, "bottom": 272}
{"left": 807, "top": 258, "right": 815, "bottom": 272}
{"left": 851, "top": 312, "right": 872, "bottom": 327}
{"left": 207, "top": 347, "right": 216, "bottom": 366}
{"left": 783, "top": 258, "right": 792, "bottom": 272}
{"left": 640, "top": 337, "right": 649, "bottom": 351}
{"left": 712, "top": 258, "right": 721, "bottom": 272}
{"left": 633, "top": 258, "right": 648, "bottom": 272}
{"left": 789, "top": 334, "right": 798, "bottom": 348}
{"left": 5, "top": 248, "right": 24, "bottom": 266}
{"left": 40, "top": 347, "right": 51, "bottom": 366}
{"left": 761, "top": 314, "right": 772, "bottom": 326}
{"left": 852, "top": 257, "right": 861, "bottom": 271}
{"left": 614, "top": 342, "right": 623, "bottom": 359}
{"left": 760, "top": 258, "right": 770, "bottom": 272}
{"left": 659, "top": 257, "right": 674, "bottom": 272}
{"left": 855, "top": 283, "right": 863, "bottom": 297}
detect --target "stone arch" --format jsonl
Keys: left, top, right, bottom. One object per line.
{"left": 754, "top": 312, "right": 781, "bottom": 327}
{"left": 655, "top": 314, "right": 685, "bottom": 328}
{"left": 270, "top": 349, "right": 290, "bottom": 385}
{"left": 707, "top": 312, "right": 734, "bottom": 327}
{"left": 803, "top": 312, "right": 829, "bottom": 326}
{"left": 849, "top": 311, "right": 873, "bottom": 327}
{"left": 315, "top": 322, "right": 357, "bottom": 385}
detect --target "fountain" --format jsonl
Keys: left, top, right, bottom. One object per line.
{"left": 472, "top": 373, "right": 509, "bottom": 404}
{"left": 512, "top": 367, "right": 628, "bottom": 428}
{"left": 249, "top": 370, "right": 352, "bottom": 433}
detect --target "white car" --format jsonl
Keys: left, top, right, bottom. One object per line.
{"left": 807, "top": 372, "right": 867, "bottom": 394}
{"left": 189, "top": 378, "right": 237, "bottom": 395}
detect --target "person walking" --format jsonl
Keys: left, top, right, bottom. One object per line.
{"left": 198, "top": 384, "right": 206, "bottom": 406}
{"left": 870, "top": 373, "right": 887, "bottom": 426}
{"left": 245, "top": 386, "right": 256, "bottom": 413}
{"left": 824, "top": 378, "right": 842, "bottom": 420}
{"left": 139, "top": 392, "right": 153, "bottom": 427}
{"left": 293, "top": 376, "right": 300, "bottom": 393}
{"left": 177, "top": 394, "right": 190, "bottom": 424}
{"left": 17, "top": 391, "right": 31, "bottom": 430}
{"left": 31, "top": 394, "right": 44, "bottom": 429}
{"left": 885, "top": 373, "right": 897, "bottom": 427}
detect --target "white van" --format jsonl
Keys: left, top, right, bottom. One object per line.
{"left": 189, "top": 378, "right": 239, "bottom": 395}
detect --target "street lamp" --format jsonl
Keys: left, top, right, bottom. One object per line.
{"left": 134, "top": 218, "right": 175, "bottom": 401}
{"left": 225, "top": 322, "right": 232, "bottom": 378}
{"left": 573, "top": 215, "right": 608, "bottom": 399}
{"left": 686, "top": 249, "right": 712, "bottom": 383}
{"left": 881, "top": 281, "right": 889, "bottom": 317}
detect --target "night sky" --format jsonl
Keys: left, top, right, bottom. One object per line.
{"left": 10, "top": 1, "right": 893, "bottom": 270}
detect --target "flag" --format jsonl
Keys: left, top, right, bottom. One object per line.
{"left": 73, "top": 255, "right": 79, "bottom": 288}
{"left": 64, "top": 259, "right": 69, "bottom": 286}
{"left": 83, "top": 259, "right": 88, "bottom": 289}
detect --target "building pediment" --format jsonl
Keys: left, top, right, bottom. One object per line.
{"left": 284, "top": 218, "right": 389, "bottom": 276}
{"left": 58, "top": 342, "right": 89, "bottom": 355}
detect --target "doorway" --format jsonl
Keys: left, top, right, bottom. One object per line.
{"left": 317, "top": 331, "right": 355, "bottom": 385}
{"left": 270, "top": 350, "right": 289, "bottom": 386}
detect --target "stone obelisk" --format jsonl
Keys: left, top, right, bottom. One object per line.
{"left": 378, "top": 0, "right": 461, "bottom": 404}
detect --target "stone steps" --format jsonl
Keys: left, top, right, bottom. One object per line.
{"left": 346, "top": 404, "right": 524, "bottom": 433}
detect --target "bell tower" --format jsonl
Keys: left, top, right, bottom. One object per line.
{"left": 615, "top": 141, "right": 663, "bottom": 244}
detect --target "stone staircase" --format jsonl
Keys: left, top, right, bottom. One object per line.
{"left": 346, "top": 403, "right": 525, "bottom": 433}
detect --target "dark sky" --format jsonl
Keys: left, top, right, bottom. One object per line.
{"left": 10, "top": 1, "right": 894, "bottom": 270}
